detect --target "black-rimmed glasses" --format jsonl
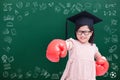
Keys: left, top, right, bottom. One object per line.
{"left": 77, "top": 30, "right": 92, "bottom": 35}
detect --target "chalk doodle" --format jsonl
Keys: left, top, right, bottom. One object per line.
{"left": 111, "top": 63, "right": 119, "bottom": 71}
{"left": 2, "top": 28, "right": 10, "bottom": 35}
{"left": 3, "top": 3, "right": 13, "bottom": 12}
{"left": 3, "top": 36, "right": 13, "bottom": 44}
{"left": 10, "top": 73, "right": 17, "bottom": 79}
{"left": 51, "top": 73, "right": 59, "bottom": 79}
{"left": 111, "top": 19, "right": 118, "bottom": 25}
{"left": 11, "top": 28, "right": 17, "bottom": 36}
{"left": 3, "top": 46, "right": 11, "bottom": 53}
{"left": 111, "top": 35, "right": 118, "bottom": 43}
{"left": 109, "top": 45, "right": 117, "bottom": 53}
{"left": 110, "top": 71, "right": 117, "bottom": 78}
{"left": 3, "top": 15, "right": 14, "bottom": 21}
{"left": 16, "top": 1, "right": 23, "bottom": 9}
{"left": 6, "top": 22, "right": 14, "bottom": 27}
{"left": 3, "top": 71, "right": 9, "bottom": 78}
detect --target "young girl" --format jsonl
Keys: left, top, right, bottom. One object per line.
{"left": 46, "top": 11, "right": 109, "bottom": 80}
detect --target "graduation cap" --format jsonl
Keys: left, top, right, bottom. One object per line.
{"left": 65, "top": 11, "right": 102, "bottom": 39}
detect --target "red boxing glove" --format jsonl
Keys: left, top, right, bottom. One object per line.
{"left": 96, "top": 57, "right": 109, "bottom": 76}
{"left": 46, "top": 39, "right": 67, "bottom": 62}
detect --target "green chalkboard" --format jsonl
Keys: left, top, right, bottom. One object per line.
{"left": 0, "top": 0, "right": 120, "bottom": 80}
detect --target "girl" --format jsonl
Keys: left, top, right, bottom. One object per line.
{"left": 46, "top": 11, "right": 109, "bottom": 80}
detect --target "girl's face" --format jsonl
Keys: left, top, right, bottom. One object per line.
{"left": 76, "top": 25, "right": 93, "bottom": 44}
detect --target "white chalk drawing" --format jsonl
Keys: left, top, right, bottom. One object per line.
{"left": 3, "top": 3, "right": 13, "bottom": 12}
{"left": 8, "top": 56, "right": 14, "bottom": 63}
{"left": 33, "top": 67, "right": 50, "bottom": 79}
{"left": 112, "top": 54, "right": 118, "bottom": 60}
{"left": 3, "top": 46, "right": 11, "bottom": 53}
{"left": 17, "top": 69, "right": 23, "bottom": 79}
{"left": 106, "top": 53, "right": 119, "bottom": 62}
{"left": 93, "top": 3, "right": 102, "bottom": 13}
{"left": 25, "top": 67, "right": 51, "bottom": 79}
{"left": 1, "top": 55, "right": 14, "bottom": 70}
{"left": 32, "top": 2, "right": 39, "bottom": 8}
{"left": 2, "top": 28, "right": 16, "bottom": 36}
{"left": 32, "top": 73, "right": 39, "bottom": 78}
{"left": 16, "top": 15, "right": 23, "bottom": 21}
{"left": 111, "top": 63, "right": 119, "bottom": 71}
{"left": 1, "top": 67, "right": 52, "bottom": 79}
{"left": 44, "top": 72, "right": 51, "bottom": 79}
{"left": 111, "top": 35, "right": 118, "bottom": 43}
{"left": 104, "top": 37, "right": 110, "bottom": 44}
{"left": 18, "top": 74, "right": 23, "bottom": 79}
{"left": 55, "top": 6, "right": 61, "bottom": 13}
{"left": 24, "top": 11, "right": 30, "bottom": 16}
{"left": 15, "top": 10, "right": 20, "bottom": 15}
{"left": 1, "top": 55, "right": 8, "bottom": 63}
{"left": 3, "top": 15, "right": 14, "bottom": 21}
{"left": 111, "top": 19, "right": 118, "bottom": 25}
{"left": 66, "top": 3, "right": 71, "bottom": 8}
{"left": 104, "top": 25, "right": 111, "bottom": 33}
{"left": 104, "top": 25, "right": 117, "bottom": 34}
{"left": 58, "top": 3, "right": 65, "bottom": 9}
{"left": 16, "top": 1, "right": 23, "bottom": 9}
{"left": 105, "top": 3, "right": 117, "bottom": 8}
{"left": 75, "top": 3, "right": 83, "bottom": 12}
{"left": 109, "top": 45, "right": 117, "bottom": 53}
{"left": 106, "top": 55, "right": 113, "bottom": 61}
{"left": 40, "top": 69, "right": 49, "bottom": 77}
{"left": 103, "top": 10, "right": 117, "bottom": 16}
{"left": 84, "top": 2, "right": 92, "bottom": 9}
{"left": 70, "top": 4, "right": 76, "bottom": 13}
{"left": 25, "top": 71, "right": 32, "bottom": 78}
{"left": 3, "top": 71, "right": 9, "bottom": 78}
{"left": 48, "top": 2, "right": 54, "bottom": 7}
{"left": 34, "top": 66, "right": 41, "bottom": 73}
{"left": 3, "top": 36, "right": 12, "bottom": 44}
{"left": 3, "top": 63, "right": 11, "bottom": 70}
{"left": 6, "top": 22, "right": 14, "bottom": 27}
{"left": 63, "top": 9, "right": 70, "bottom": 15}
{"left": 11, "top": 28, "right": 17, "bottom": 36}
{"left": 10, "top": 73, "right": 17, "bottom": 79}
{"left": 2, "top": 28, "right": 10, "bottom": 35}
{"left": 110, "top": 29, "right": 117, "bottom": 34}
{"left": 51, "top": 73, "right": 59, "bottom": 79}
{"left": 39, "top": 3, "right": 47, "bottom": 11}
{"left": 110, "top": 71, "right": 117, "bottom": 78}
{"left": 104, "top": 35, "right": 118, "bottom": 44}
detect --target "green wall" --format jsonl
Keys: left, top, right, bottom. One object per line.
{"left": 0, "top": 0, "right": 120, "bottom": 80}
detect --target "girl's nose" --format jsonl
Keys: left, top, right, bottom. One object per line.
{"left": 81, "top": 33, "right": 86, "bottom": 36}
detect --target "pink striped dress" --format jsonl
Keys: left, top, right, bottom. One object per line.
{"left": 61, "top": 38, "right": 101, "bottom": 80}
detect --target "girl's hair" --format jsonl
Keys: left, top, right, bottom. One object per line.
{"left": 74, "top": 24, "right": 94, "bottom": 44}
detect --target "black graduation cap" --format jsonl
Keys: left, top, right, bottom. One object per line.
{"left": 65, "top": 11, "right": 102, "bottom": 39}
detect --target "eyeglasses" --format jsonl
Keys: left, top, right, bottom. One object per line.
{"left": 77, "top": 30, "right": 92, "bottom": 35}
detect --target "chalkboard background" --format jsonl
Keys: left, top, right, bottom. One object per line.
{"left": 0, "top": 0, "right": 120, "bottom": 80}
